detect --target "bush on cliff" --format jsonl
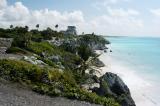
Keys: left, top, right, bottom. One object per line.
{"left": 0, "top": 59, "right": 119, "bottom": 106}
{"left": 78, "top": 34, "right": 110, "bottom": 45}
{"left": 27, "top": 41, "right": 82, "bottom": 70}
{"left": 77, "top": 44, "right": 94, "bottom": 61}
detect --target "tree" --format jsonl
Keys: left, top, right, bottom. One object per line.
{"left": 14, "top": 26, "right": 28, "bottom": 34}
{"left": 78, "top": 44, "right": 92, "bottom": 61}
{"left": 13, "top": 32, "right": 32, "bottom": 48}
{"left": 92, "top": 32, "right": 95, "bottom": 35}
{"left": 75, "top": 54, "right": 102, "bottom": 76}
{"left": 41, "top": 27, "right": 54, "bottom": 40}
{"left": 25, "top": 26, "right": 29, "bottom": 31}
{"left": 36, "top": 24, "right": 39, "bottom": 29}
{"left": 24, "top": 32, "right": 32, "bottom": 47}
{"left": 55, "top": 24, "right": 58, "bottom": 29}
{"left": 10, "top": 25, "right": 13, "bottom": 29}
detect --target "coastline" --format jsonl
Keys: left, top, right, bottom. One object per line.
{"left": 97, "top": 50, "right": 158, "bottom": 106}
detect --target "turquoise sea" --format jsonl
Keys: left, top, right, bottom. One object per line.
{"left": 106, "top": 36, "right": 160, "bottom": 106}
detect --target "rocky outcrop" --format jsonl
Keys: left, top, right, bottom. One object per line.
{"left": 48, "top": 55, "right": 61, "bottom": 63}
{"left": 91, "top": 58, "right": 105, "bottom": 67}
{"left": 23, "top": 56, "right": 46, "bottom": 66}
{"left": 88, "top": 43, "right": 106, "bottom": 50}
{"left": 95, "top": 72, "right": 135, "bottom": 106}
{"left": 80, "top": 75, "right": 100, "bottom": 91}
{"left": 0, "top": 38, "right": 13, "bottom": 54}
{"left": 0, "top": 38, "right": 13, "bottom": 48}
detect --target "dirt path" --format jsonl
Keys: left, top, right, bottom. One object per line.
{"left": 0, "top": 80, "right": 101, "bottom": 106}
{"left": 0, "top": 54, "right": 23, "bottom": 60}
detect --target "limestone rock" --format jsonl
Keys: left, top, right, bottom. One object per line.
{"left": 95, "top": 72, "right": 136, "bottom": 106}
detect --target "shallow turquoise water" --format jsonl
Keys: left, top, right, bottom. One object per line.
{"left": 106, "top": 36, "right": 160, "bottom": 105}
{"left": 106, "top": 37, "right": 160, "bottom": 82}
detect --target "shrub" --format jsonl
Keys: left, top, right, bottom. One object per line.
{"left": 27, "top": 41, "right": 56, "bottom": 56}
{"left": 27, "top": 41, "right": 82, "bottom": 70}
{"left": 78, "top": 34, "right": 110, "bottom": 45}
{"left": 77, "top": 44, "right": 93, "bottom": 61}
{"left": 6, "top": 47, "right": 30, "bottom": 54}
{"left": 0, "top": 59, "right": 119, "bottom": 106}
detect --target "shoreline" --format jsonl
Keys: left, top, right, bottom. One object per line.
{"left": 97, "top": 50, "right": 158, "bottom": 106}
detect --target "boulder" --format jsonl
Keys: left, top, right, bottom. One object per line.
{"left": 49, "top": 55, "right": 60, "bottom": 63}
{"left": 93, "top": 58, "right": 105, "bottom": 67}
{"left": 95, "top": 72, "right": 135, "bottom": 106}
{"left": 23, "top": 56, "right": 46, "bottom": 66}
{"left": 102, "top": 72, "right": 130, "bottom": 95}
{"left": 40, "top": 52, "right": 46, "bottom": 58}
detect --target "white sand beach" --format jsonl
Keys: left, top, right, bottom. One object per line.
{"left": 97, "top": 50, "right": 159, "bottom": 106}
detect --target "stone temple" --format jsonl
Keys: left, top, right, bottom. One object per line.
{"left": 61, "top": 26, "right": 77, "bottom": 35}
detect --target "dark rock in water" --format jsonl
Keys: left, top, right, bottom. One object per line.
{"left": 95, "top": 72, "right": 135, "bottom": 106}
{"left": 104, "top": 50, "right": 107, "bottom": 53}
{"left": 110, "top": 50, "right": 112, "bottom": 52}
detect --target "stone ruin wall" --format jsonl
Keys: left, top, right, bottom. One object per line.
{"left": 0, "top": 38, "right": 13, "bottom": 54}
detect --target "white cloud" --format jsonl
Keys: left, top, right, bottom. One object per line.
{"left": 76, "top": 6, "right": 142, "bottom": 35}
{"left": 86, "top": 7, "right": 143, "bottom": 35}
{"left": 0, "top": 0, "right": 156, "bottom": 36}
{"left": 150, "top": 9, "right": 160, "bottom": 17}
{"left": 28, "top": 9, "right": 84, "bottom": 30}
{"left": 0, "top": 0, "right": 85, "bottom": 31}
{"left": 92, "top": 0, "right": 131, "bottom": 10}
{"left": 107, "top": 7, "right": 140, "bottom": 17}
{"left": 3, "top": 2, "right": 29, "bottom": 21}
{"left": 0, "top": 0, "right": 7, "bottom": 9}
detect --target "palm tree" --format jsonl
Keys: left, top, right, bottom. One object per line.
{"left": 25, "top": 25, "right": 29, "bottom": 31}
{"left": 10, "top": 25, "right": 13, "bottom": 29}
{"left": 24, "top": 32, "right": 32, "bottom": 47}
{"left": 55, "top": 24, "right": 58, "bottom": 30}
{"left": 36, "top": 24, "right": 39, "bottom": 29}
{"left": 75, "top": 53, "right": 102, "bottom": 76}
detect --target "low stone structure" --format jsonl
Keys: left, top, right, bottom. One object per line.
{"left": 60, "top": 26, "right": 77, "bottom": 35}
{"left": 0, "top": 38, "right": 13, "bottom": 54}
{"left": 66, "top": 26, "right": 77, "bottom": 35}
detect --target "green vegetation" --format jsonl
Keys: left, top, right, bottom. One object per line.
{"left": 0, "top": 59, "right": 119, "bottom": 106}
{"left": 6, "top": 47, "right": 30, "bottom": 55}
{"left": 77, "top": 44, "right": 94, "bottom": 61}
{"left": 27, "top": 41, "right": 82, "bottom": 70}
{"left": 28, "top": 41, "right": 56, "bottom": 56}
{"left": 78, "top": 34, "right": 110, "bottom": 45}
{"left": 0, "top": 26, "right": 119, "bottom": 106}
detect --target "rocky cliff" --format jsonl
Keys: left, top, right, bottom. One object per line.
{"left": 94, "top": 72, "right": 136, "bottom": 106}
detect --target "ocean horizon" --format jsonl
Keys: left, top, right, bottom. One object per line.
{"left": 105, "top": 36, "right": 160, "bottom": 106}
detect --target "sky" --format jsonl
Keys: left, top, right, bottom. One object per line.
{"left": 0, "top": 0, "right": 160, "bottom": 36}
